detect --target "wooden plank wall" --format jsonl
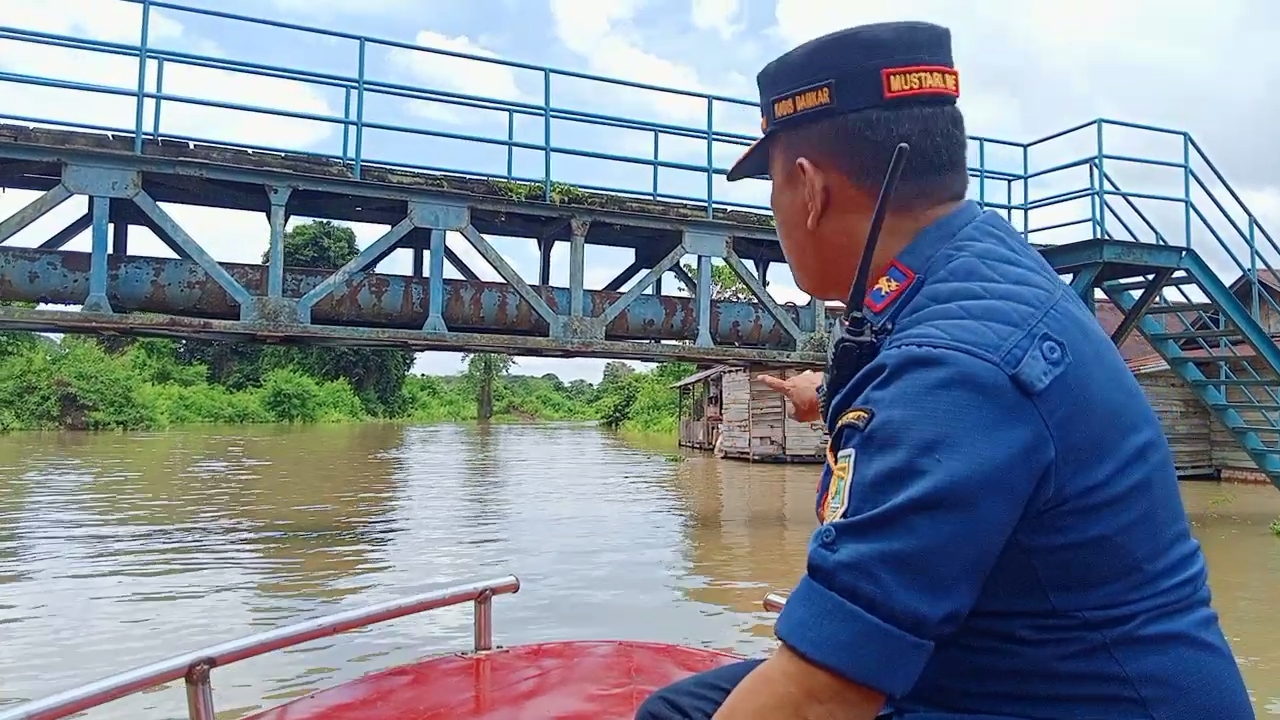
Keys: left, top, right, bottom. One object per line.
{"left": 1197, "top": 358, "right": 1276, "bottom": 475}
{"left": 1136, "top": 369, "right": 1214, "bottom": 474}
{"left": 719, "top": 371, "right": 753, "bottom": 458}
{"left": 746, "top": 373, "right": 786, "bottom": 458}
{"left": 1258, "top": 300, "right": 1280, "bottom": 334}
{"left": 1209, "top": 417, "right": 1257, "bottom": 472}
{"left": 780, "top": 368, "right": 828, "bottom": 459}
{"left": 1137, "top": 360, "right": 1278, "bottom": 481}
{"left": 717, "top": 366, "right": 829, "bottom": 461}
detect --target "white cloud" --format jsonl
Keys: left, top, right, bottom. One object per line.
{"left": 546, "top": 0, "right": 744, "bottom": 124}
{"left": 269, "top": 0, "right": 413, "bottom": 14}
{"left": 692, "top": 0, "right": 744, "bottom": 40}
{"left": 1240, "top": 188, "right": 1280, "bottom": 232}
{"left": 771, "top": 0, "right": 1276, "bottom": 173}
{"left": 769, "top": 0, "right": 1280, "bottom": 279}
{"left": 388, "top": 30, "right": 528, "bottom": 125}
{"left": 0, "top": 0, "right": 337, "bottom": 151}
{"left": 539, "top": 0, "right": 764, "bottom": 215}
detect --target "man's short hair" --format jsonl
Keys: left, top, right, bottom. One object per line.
{"left": 778, "top": 104, "right": 970, "bottom": 212}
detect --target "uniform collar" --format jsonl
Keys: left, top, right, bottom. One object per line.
{"left": 863, "top": 200, "right": 983, "bottom": 326}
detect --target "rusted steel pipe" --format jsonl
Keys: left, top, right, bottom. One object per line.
{"left": 0, "top": 248, "right": 836, "bottom": 348}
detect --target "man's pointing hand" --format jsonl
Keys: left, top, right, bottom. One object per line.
{"left": 756, "top": 370, "right": 824, "bottom": 423}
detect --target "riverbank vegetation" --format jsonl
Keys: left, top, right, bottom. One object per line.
{"left": 0, "top": 331, "right": 691, "bottom": 433}
{"left": 0, "top": 219, "right": 708, "bottom": 434}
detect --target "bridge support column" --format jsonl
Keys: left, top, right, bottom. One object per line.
{"left": 695, "top": 254, "right": 713, "bottom": 347}
{"left": 112, "top": 217, "right": 128, "bottom": 256}
{"left": 568, "top": 218, "right": 588, "bottom": 319}
{"left": 34, "top": 163, "right": 253, "bottom": 317}
{"left": 84, "top": 196, "right": 112, "bottom": 314}
{"left": 266, "top": 186, "right": 293, "bottom": 299}
{"left": 755, "top": 258, "right": 770, "bottom": 286}
{"left": 539, "top": 236, "right": 554, "bottom": 286}
{"left": 423, "top": 229, "right": 448, "bottom": 333}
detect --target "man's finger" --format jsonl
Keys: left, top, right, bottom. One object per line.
{"left": 756, "top": 374, "right": 790, "bottom": 393}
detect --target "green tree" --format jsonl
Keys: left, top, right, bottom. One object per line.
{"left": 176, "top": 219, "right": 415, "bottom": 416}
{"left": 462, "top": 352, "right": 514, "bottom": 421}
{"left": 0, "top": 300, "right": 43, "bottom": 359}
{"left": 680, "top": 260, "right": 758, "bottom": 302}
{"left": 599, "top": 360, "right": 635, "bottom": 390}
{"left": 265, "top": 219, "right": 359, "bottom": 269}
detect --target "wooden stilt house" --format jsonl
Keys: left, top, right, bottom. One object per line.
{"left": 672, "top": 364, "right": 827, "bottom": 462}
{"left": 673, "top": 365, "right": 725, "bottom": 451}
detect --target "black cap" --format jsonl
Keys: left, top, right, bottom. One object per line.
{"left": 726, "top": 21, "right": 959, "bottom": 182}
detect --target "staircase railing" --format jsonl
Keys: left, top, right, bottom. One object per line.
{"left": 1096, "top": 171, "right": 1280, "bottom": 403}
{"left": 988, "top": 120, "right": 1280, "bottom": 325}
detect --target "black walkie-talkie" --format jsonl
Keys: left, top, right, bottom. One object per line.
{"left": 819, "top": 142, "right": 911, "bottom": 424}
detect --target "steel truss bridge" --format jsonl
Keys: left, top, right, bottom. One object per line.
{"left": 4, "top": 1, "right": 1280, "bottom": 486}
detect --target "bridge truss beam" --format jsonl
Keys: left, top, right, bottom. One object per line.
{"left": 0, "top": 125, "right": 834, "bottom": 366}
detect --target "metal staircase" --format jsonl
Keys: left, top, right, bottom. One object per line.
{"left": 991, "top": 120, "right": 1280, "bottom": 489}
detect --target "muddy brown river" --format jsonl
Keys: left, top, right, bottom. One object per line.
{"left": 0, "top": 423, "right": 1276, "bottom": 717}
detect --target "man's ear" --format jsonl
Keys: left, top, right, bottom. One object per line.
{"left": 795, "top": 156, "right": 829, "bottom": 232}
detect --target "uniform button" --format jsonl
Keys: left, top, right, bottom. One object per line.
{"left": 819, "top": 525, "right": 837, "bottom": 543}
{"left": 1041, "top": 340, "right": 1062, "bottom": 363}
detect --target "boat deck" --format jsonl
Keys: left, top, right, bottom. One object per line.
{"left": 245, "top": 641, "right": 741, "bottom": 720}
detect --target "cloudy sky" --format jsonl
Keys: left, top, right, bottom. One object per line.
{"left": 1, "top": 0, "right": 1277, "bottom": 382}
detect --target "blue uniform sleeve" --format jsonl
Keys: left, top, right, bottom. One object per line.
{"left": 774, "top": 343, "right": 1054, "bottom": 698}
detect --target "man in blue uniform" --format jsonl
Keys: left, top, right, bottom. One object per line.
{"left": 636, "top": 21, "right": 1254, "bottom": 720}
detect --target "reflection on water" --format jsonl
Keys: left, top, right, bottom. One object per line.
{"left": 0, "top": 423, "right": 1276, "bottom": 717}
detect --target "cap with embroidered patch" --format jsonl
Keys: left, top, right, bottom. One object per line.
{"left": 726, "top": 21, "right": 960, "bottom": 182}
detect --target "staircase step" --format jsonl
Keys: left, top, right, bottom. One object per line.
{"left": 1148, "top": 328, "right": 1239, "bottom": 341}
{"left": 1143, "top": 303, "right": 1219, "bottom": 315}
{"left": 1107, "top": 276, "right": 1198, "bottom": 293}
{"left": 1096, "top": 243, "right": 1280, "bottom": 490}
{"left": 1232, "top": 424, "right": 1280, "bottom": 434}
{"left": 1210, "top": 402, "right": 1280, "bottom": 411}
{"left": 1189, "top": 378, "right": 1278, "bottom": 387}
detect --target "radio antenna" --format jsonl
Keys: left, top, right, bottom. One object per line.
{"left": 820, "top": 142, "right": 911, "bottom": 422}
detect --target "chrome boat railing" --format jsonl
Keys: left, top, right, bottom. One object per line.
{"left": 0, "top": 575, "right": 521, "bottom": 720}
{"left": 762, "top": 589, "right": 788, "bottom": 613}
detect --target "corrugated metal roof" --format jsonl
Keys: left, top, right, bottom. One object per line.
{"left": 670, "top": 364, "right": 733, "bottom": 389}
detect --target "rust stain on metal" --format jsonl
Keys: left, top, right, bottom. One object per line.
{"left": 0, "top": 248, "right": 806, "bottom": 348}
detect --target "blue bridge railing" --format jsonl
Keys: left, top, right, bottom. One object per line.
{"left": 0, "top": 0, "right": 1278, "bottom": 327}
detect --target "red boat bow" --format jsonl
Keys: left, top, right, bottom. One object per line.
{"left": 0, "top": 576, "right": 790, "bottom": 720}
{"left": 245, "top": 640, "right": 742, "bottom": 720}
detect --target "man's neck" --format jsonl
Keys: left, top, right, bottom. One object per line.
{"left": 864, "top": 199, "right": 964, "bottom": 280}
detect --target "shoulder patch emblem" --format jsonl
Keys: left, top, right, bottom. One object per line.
{"left": 865, "top": 260, "right": 916, "bottom": 314}
{"left": 819, "top": 448, "right": 855, "bottom": 524}
{"left": 834, "top": 407, "right": 874, "bottom": 432}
